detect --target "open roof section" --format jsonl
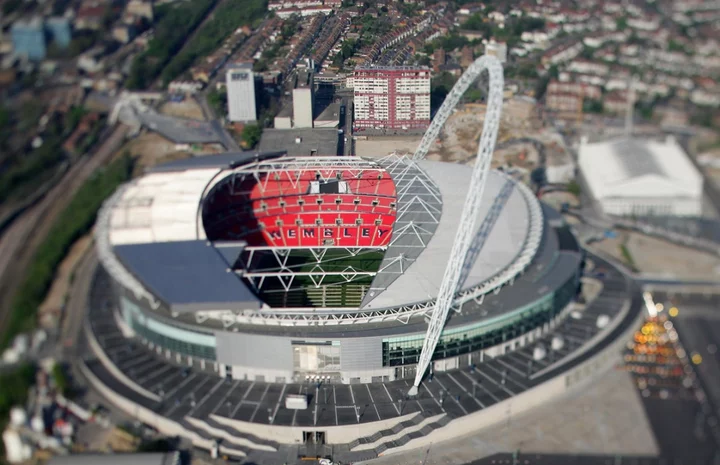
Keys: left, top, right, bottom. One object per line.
{"left": 201, "top": 156, "right": 398, "bottom": 248}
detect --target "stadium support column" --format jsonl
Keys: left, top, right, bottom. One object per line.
{"left": 408, "top": 55, "right": 504, "bottom": 396}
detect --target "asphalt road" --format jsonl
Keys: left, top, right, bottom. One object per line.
{"left": 0, "top": 124, "right": 129, "bottom": 343}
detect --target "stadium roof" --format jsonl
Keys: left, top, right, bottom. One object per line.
{"left": 578, "top": 137, "right": 703, "bottom": 201}
{"left": 48, "top": 453, "right": 179, "bottom": 465}
{"left": 100, "top": 154, "right": 541, "bottom": 313}
{"left": 362, "top": 158, "right": 533, "bottom": 309}
{"left": 114, "top": 241, "right": 262, "bottom": 312}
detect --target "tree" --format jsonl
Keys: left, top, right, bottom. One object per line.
{"left": 616, "top": 16, "right": 628, "bottom": 31}
{"left": 535, "top": 75, "right": 550, "bottom": 100}
{"left": 52, "top": 363, "right": 69, "bottom": 395}
{"left": 691, "top": 108, "right": 716, "bottom": 129}
{"left": 464, "top": 88, "right": 484, "bottom": 103}
{"left": 567, "top": 180, "right": 581, "bottom": 196}
{"left": 548, "top": 65, "right": 560, "bottom": 79}
{"left": 207, "top": 88, "right": 227, "bottom": 116}
{"left": 635, "top": 100, "right": 654, "bottom": 121}
{"left": 580, "top": 46, "right": 594, "bottom": 60}
{"left": 241, "top": 124, "right": 262, "bottom": 148}
{"left": 431, "top": 72, "right": 457, "bottom": 109}
{"left": 582, "top": 98, "right": 603, "bottom": 114}
{"left": 436, "top": 34, "right": 469, "bottom": 52}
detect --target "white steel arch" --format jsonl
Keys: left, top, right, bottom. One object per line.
{"left": 408, "top": 55, "right": 504, "bottom": 395}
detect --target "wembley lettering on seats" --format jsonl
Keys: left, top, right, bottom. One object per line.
{"left": 268, "top": 227, "right": 389, "bottom": 240}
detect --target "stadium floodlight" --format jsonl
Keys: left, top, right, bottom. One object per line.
{"left": 408, "top": 55, "right": 504, "bottom": 396}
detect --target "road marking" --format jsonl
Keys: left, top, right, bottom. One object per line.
{"left": 249, "top": 384, "right": 270, "bottom": 422}
{"left": 229, "top": 382, "right": 255, "bottom": 418}
{"left": 434, "top": 376, "right": 468, "bottom": 415}
{"left": 460, "top": 370, "right": 500, "bottom": 402}
{"left": 366, "top": 384, "right": 382, "bottom": 420}
{"left": 448, "top": 372, "right": 484, "bottom": 408}
{"left": 383, "top": 383, "right": 400, "bottom": 415}
{"left": 210, "top": 380, "right": 241, "bottom": 415}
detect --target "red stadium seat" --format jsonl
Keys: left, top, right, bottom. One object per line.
{"left": 204, "top": 166, "right": 398, "bottom": 246}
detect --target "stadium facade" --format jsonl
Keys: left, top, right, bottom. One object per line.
{"left": 96, "top": 152, "right": 583, "bottom": 385}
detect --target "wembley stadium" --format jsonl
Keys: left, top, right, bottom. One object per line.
{"left": 81, "top": 56, "right": 644, "bottom": 460}
{"left": 95, "top": 150, "right": 571, "bottom": 383}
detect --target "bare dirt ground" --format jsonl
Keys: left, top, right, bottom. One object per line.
{"left": 626, "top": 232, "right": 720, "bottom": 279}
{"left": 158, "top": 98, "right": 206, "bottom": 121}
{"left": 355, "top": 137, "right": 423, "bottom": 158}
{"left": 354, "top": 99, "right": 556, "bottom": 167}
{"left": 588, "top": 230, "right": 720, "bottom": 280}
{"left": 38, "top": 235, "right": 93, "bottom": 327}
{"left": 540, "top": 191, "right": 580, "bottom": 211}
{"left": 116, "top": 132, "right": 191, "bottom": 174}
{"left": 419, "top": 98, "right": 564, "bottom": 170}
{"left": 106, "top": 428, "right": 139, "bottom": 452}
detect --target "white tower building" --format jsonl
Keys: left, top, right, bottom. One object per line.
{"left": 226, "top": 63, "right": 257, "bottom": 123}
{"left": 292, "top": 70, "right": 314, "bottom": 128}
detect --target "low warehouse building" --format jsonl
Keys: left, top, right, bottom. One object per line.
{"left": 578, "top": 136, "right": 703, "bottom": 217}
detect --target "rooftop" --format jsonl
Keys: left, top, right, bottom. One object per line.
{"left": 101, "top": 155, "right": 543, "bottom": 315}
{"left": 114, "top": 241, "right": 263, "bottom": 312}
{"left": 354, "top": 65, "right": 432, "bottom": 72}
{"left": 578, "top": 136, "right": 703, "bottom": 200}
{"left": 257, "top": 128, "right": 339, "bottom": 157}
{"left": 47, "top": 453, "right": 180, "bottom": 465}
{"left": 295, "top": 69, "right": 313, "bottom": 89}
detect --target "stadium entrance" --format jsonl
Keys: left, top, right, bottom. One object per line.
{"left": 303, "top": 431, "right": 326, "bottom": 445}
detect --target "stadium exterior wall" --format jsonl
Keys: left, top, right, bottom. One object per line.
{"left": 80, "top": 285, "right": 642, "bottom": 448}
{"left": 108, "top": 253, "right": 581, "bottom": 384}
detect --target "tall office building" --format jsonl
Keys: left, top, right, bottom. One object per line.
{"left": 11, "top": 17, "right": 46, "bottom": 61}
{"left": 352, "top": 66, "right": 431, "bottom": 132}
{"left": 292, "top": 70, "right": 314, "bottom": 128}
{"left": 226, "top": 63, "right": 257, "bottom": 122}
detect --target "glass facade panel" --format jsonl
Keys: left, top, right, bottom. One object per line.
{"left": 121, "top": 297, "right": 217, "bottom": 360}
{"left": 381, "top": 272, "right": 578, "bottom": 367}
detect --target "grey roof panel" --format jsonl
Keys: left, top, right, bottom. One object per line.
{"left": 149, "top": 151, "right": 285, "bottom": 173}
{"left": 114, "top": 241, "right": 262, "bottom": 312}
{"left": 258, "top": 128, "right": 340, "bottom": 157}
{"left": 48, "top": 453, "right": 178, "bottom": 465}
{"left": 213, "top": 241, "right": 247, "bottom": 268}
{"left": 611, "top": 139, "right": 666, "bottom": 179}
